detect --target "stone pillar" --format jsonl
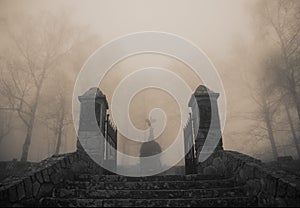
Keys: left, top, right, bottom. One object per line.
{"left": 191, "top": 85, "right": 223, "bottom": 163}
{"left": 77, "top": 87, "right": 109, "bottom": 175}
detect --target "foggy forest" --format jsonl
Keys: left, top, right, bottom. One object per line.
{"left": 0, "top": 0, "right": 300, "bottom": 165}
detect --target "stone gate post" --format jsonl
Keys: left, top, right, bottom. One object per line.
{"left": 77, "top": 87, "right": 109, "bottom": 175}
{"left": 190, "top": 85, "right": 223, "bottom": 165}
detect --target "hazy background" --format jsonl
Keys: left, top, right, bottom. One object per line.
{"left": 0, "top": 0, "right": 299, "bottom": 164}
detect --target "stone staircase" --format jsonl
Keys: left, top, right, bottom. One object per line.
{"left": 1, "top": 151, "right": 299, "bottom": 207}
{"left": 38, "top": 172, "right": 258, "bottom": 207}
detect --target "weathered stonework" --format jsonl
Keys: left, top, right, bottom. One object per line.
{"left": 1, "top": 149, "right": 299, "bottom": 207}
{"left": 0, "top": 149, "right": 101, "bottom": 206}
{"left": 1, "top": 86, "right": 299, "bottom": 207}
{"left": 198, "top": 150, "right": 300, "bottom": 207}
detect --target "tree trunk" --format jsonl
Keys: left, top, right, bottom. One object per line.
{"left": 291, "top": 90, "right": 300, "bottom": 126}
{"left": 55, "top": 101, "right": 65, "bottom": 155}
{"left": 264, "top": 110, "right": 278, "bottom": 160}
{"left": 284, "top": 103, "right": 300, "bottom": 159}
{"left": 20, "top": 122, "right": 34, "bottom": 162}
{"left": 21, "top": 115, "right": 35, "bottom": 161}
{"left": 55, "top": 125, "right": 63, "bottom": 155}
{"left": 20, "top": 85, "right": 42, "bottom": 162}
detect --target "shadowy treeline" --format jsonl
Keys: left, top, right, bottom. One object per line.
{"left": 245, "top": 1, "right": 300, "bottom": 161}
{"left": 1, "top": 1, "right": 300, "bottom": 163}
{"left": 0, "top": 11, "right": 101, "bottom": 162}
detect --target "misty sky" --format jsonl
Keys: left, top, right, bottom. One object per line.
{"left": 0, "top": 0, "right": 253, "bottom": 59}
{"left": 1, "top": 0, "right": 288, "bottom": 163}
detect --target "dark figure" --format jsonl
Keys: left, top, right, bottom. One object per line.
{"left": 140, "top": 118, "right": 162, "bottom": 174}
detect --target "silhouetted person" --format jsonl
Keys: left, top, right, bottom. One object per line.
{"left": 140, "top": 118, "right": 162, "bottom": 174}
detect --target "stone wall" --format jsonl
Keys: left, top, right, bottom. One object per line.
{"left": 1, "top": 148, "right": 299, "bottom": 207}
{"left": 198, "top": 150, "right": 300, "bottom": 207}
{"left": 0, "top": 161, "right": 37, "bottom": 182}
{"left": 0, "top": 149, "right": 101, "bottom": 206}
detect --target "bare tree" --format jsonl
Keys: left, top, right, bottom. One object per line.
{"left": 0, "top": 67, "right": 13, "bottom": 143}
{"left": 53, "top": 92, "right": 67, "bottom": 156}
{"left": 42, "top": 80, "right": 72, "bottom": 156}
{"left": 261, "top": 50, "right": 300, "bottom": 158}
{"left": 283, "top": 101, "right": 300, "bottom": 158}
{"left": 255, "top": 0, "right": 300, "bottom": 123}
{"left": 0, "top": 13, "right": 81, "bottom": 161}
{"left": 40, "top": 30, "right": 100, "bottom": 156}
{"left": 243, "top": 59, "right": 281, "bottom": 160}
{"left": 0, "top": 110, "right": 12, "bottom": 143}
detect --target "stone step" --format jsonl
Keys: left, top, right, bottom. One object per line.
{"left": 74, "top": 174, "right": 228, "bottom": 183}
{"left": 63, "top": 177, "right": 237, "bottom": 190}
{"left": 54, "top": 186, "right": 246, "bottom": 199}
{"left": 40, "top": 197, "right": 258, "bottom": 207}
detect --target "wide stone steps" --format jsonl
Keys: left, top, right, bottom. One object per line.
{"left": 63, "top": 177, "right": 237, "bottom": 190}
{"left": 40, "top": 197, "right": 258, "bottom": 207}
{"left": 38, "top": 173, "right": 257, "bottom": 207}
{"left": 54, "top": 186, "right": 245, "bottom": 199}
{"left": 74, "top": 173, "right": 227, "bottom": 182}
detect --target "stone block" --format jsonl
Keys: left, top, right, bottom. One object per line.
{"left": 260, "top": 178, "right": 267, "bottom": 193}
{"left": 254, "top": 166, "right": 263, "bottom": 179}
{"left": 238, "top": 169, "right": 247, "bottom": 183}
{"left": 32, "top": 181, "right": 40, "bottom": 197}
{"left": 42, "top": 169, "right": 50, "bottom": 183}
{"left": 246, "top": 179, "right": 262, "bottom": 196}
{"left": 69, "top": 155, "right": 74, "bottom": 164}
{"left": 232, "top": 161, "right": 239, "bottom": 172}
{"left": 63, "top": 157, "right": 71, "bottom": 168}
{"left": 203, "top": 165, "right": 217, "bottom": 175}
{"left": 35, "top": 172, "right": 43, "bottom": 184}
{"left": 243, "top": 163, "right": 255, "bottom": 179}
{"left": 277, "top": 179, "right": 288, "bottom": 197}
{"left": 53, "top": 163, "right": 61, "bottom": 172}
{"left": 47, "top": 167, "right": 54, "bottom": 176}
{"left": 286, "top": 183, "right": 296, "bottom": 199}
{"left": 212, "top": 157, "right": 226, "bottom": 175}
{"left": 16, "top": 182, "right": 25, "bottom": 201}
{"left": 36, "top": 183, "right": 54, "bottom": 199}
{"left": 268, "top": 176, "right": 278, "bottom": 197}
{"left": 30, "top": 175, "right": 36, "bottom": 183}
{"left": 8, "top": 186, "right": 18, "bottom": 203}
{"left": 60, "top": 159, "right": 66, "bottom": 168}
{"left": 57, "top": 188, "right": 75, "bottom": 198}
{"left": 50, "top": 172, "right": 64, "bottom": 185}
{"left": 23, "top": 178, "right": 33, "bottom": 198}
